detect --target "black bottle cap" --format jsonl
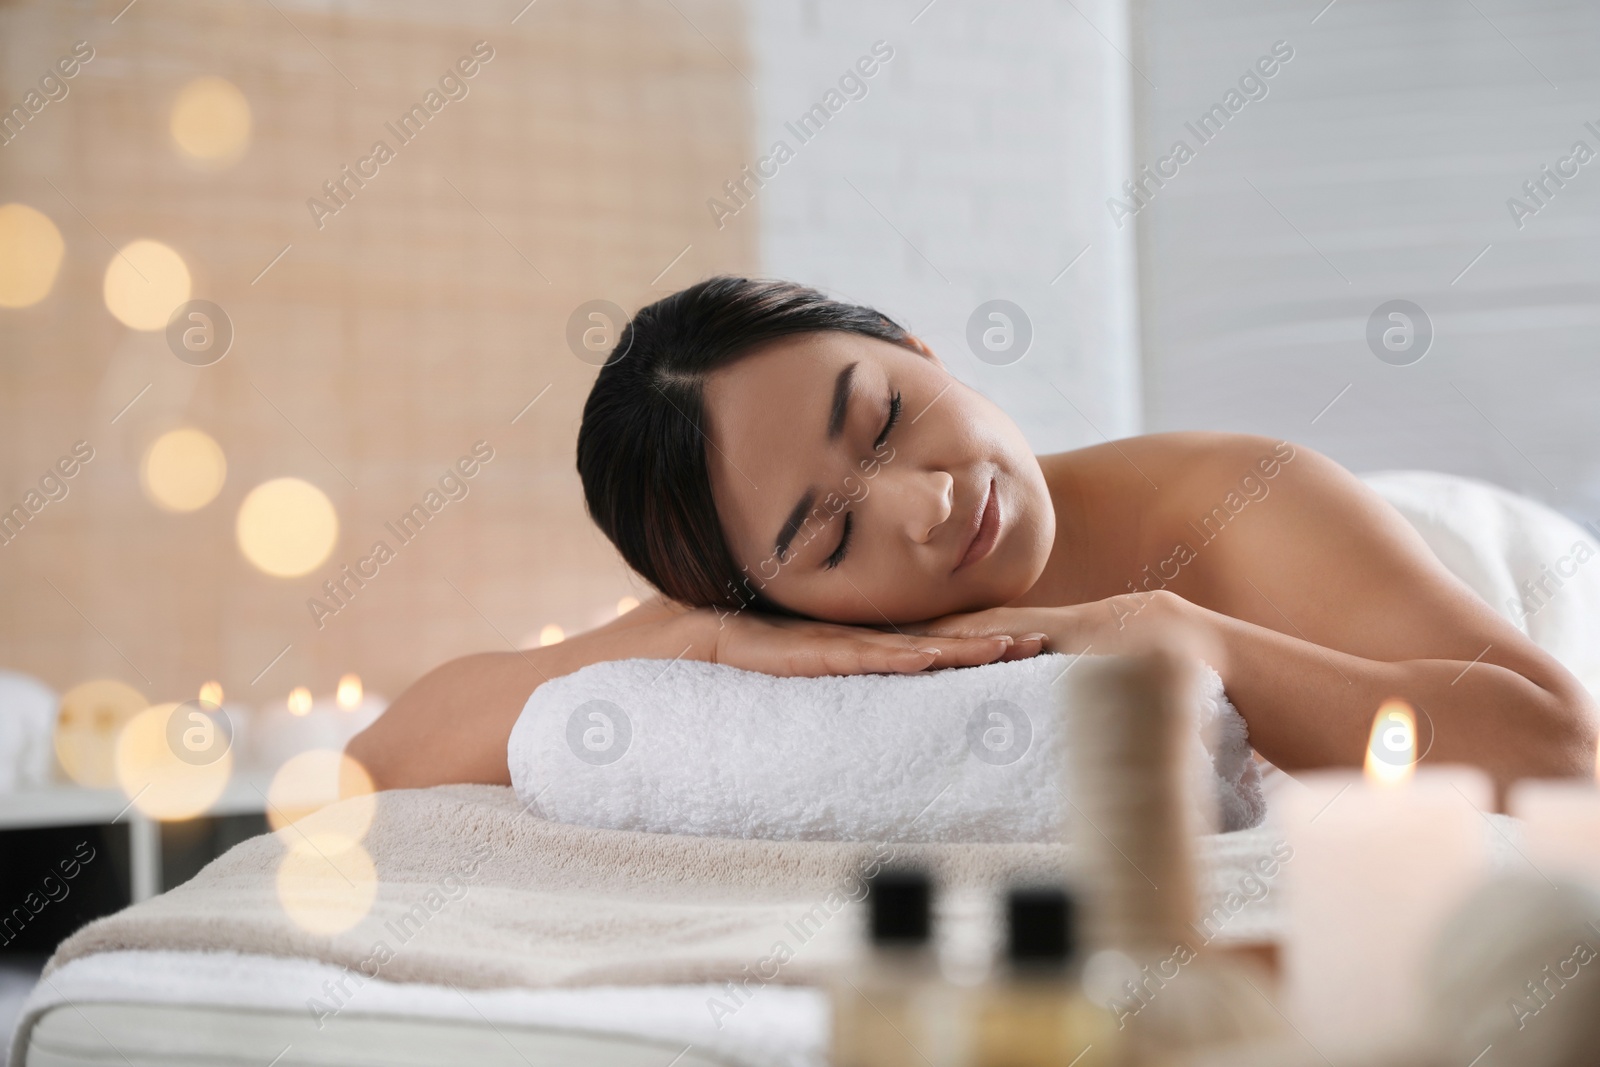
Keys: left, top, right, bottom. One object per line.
{"left": 1006, "top": 886, "right": 1075, "bottom": 966}
{"left": 867, "top": 867, "right": 932, "bottom": 946}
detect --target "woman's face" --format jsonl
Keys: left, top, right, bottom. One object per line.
{"left": 702, "top": 330, "right": 1056, "bottom": 624}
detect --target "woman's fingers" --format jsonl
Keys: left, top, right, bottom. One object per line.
{"left": 997, "top": 634, "right": 1048, "bottom": 661}
{"left": 759, "top": 619, "right": 1046, "bottom": 677}
{"left": 870, "top": 633, "right": 1033, "bottom": 672}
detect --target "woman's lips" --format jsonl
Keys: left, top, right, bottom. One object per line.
{"left": 953, "top": 477, "right": 1000, "bottom": 573}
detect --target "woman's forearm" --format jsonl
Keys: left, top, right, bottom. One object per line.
{"left": 348, "top": 603, "right": 712, "bottom": 790}
{"left": 1181, "top": 599, "right": 1598, "bottom": 790}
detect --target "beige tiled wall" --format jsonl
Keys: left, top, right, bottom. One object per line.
{"left": 0, "top": 0, "right": 756, "bottom": 706}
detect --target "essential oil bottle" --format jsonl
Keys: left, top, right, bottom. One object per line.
{"left": 830, "top": 867, "right": 942, "bottom": 1067}
{"left": 970, "top": 886, "right": 1122, "bottom": 1067}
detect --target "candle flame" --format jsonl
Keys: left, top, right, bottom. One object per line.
{"left": 1365, "top": 698, "right": 1417, "bottom": 787}
{"left": 287, "top": 686, "right": 313, "bottom": 717}
{"left": 198, "top": 680, "right": 223, "bottom": 707}
{"left": 336, "top": 673, "right": 363, "bottom": 710}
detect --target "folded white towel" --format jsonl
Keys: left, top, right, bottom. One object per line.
{"left": 508, "top": 653, "right": 1264, "bottom": 842}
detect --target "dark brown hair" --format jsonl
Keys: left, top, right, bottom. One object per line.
{"left": 576, "top": 276, "right": 913, "bottom": 614}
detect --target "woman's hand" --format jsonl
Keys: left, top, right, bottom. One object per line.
{"left": 893, "top": 590, "right": 1224, "bottom": 667}
{"left": 687, "top": 606, "right": 1048, "bottom": 678}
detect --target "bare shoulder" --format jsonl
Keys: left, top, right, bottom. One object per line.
{"left": 1173, "top": 436, "right": 1579, "bottom": 690}
{"left": 1048, "top": 430, "right": 1300, "bottom": 494}
{"left": 1113, "top": 429, "right": 1300, "bottom": 477}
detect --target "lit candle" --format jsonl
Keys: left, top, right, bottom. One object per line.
{"left": 313, "top": 674, "right": 387, "bottom": 748}
{"left": 335, "top": 673, "right": 362, "bottom": 711}
{"left": 1509, "top": 737, "right": 1600, "bottom": 885}
{"left": 1280, "top": 699, "right": 1494, "bottom": 1054}
{"left": 254, "top": 685, "right": 342, "bottom": 771}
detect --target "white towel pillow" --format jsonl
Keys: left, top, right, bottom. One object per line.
{"left": 508, "top": 653, "right": 1264, "bottom": 842}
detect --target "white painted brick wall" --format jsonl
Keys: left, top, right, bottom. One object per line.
{"left": 747, "top": 0, "right": 1142, "bottom": 451}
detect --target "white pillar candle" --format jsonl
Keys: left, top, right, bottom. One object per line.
{"left": 1279, "top": 700, "right": 1495, "bottom": 1054}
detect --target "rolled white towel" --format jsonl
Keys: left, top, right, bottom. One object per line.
{"left": 508, "top": 652, "right": 1265, "bottom": 842}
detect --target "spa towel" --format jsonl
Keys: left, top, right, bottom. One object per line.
{"left": 18, "top": 785, "right": 1299, "bottom": 1066}
{"left": 1361, "top": 470, "right": 1600, "bottom": 698}
{"left": 508, "top": 652, "right": 1265, "bottom": 841}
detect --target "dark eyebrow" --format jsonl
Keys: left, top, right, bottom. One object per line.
{"left": 773, "top": 363, "right": 858, "bottom": 561}
{"left": 827, "top": 362, "right": 858, "bottom": 439}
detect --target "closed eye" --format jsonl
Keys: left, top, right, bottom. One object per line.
{"left": 824, "top": 512, "right": 852, "bottom": 569}
{"left": 824, "top": 390, "right": 898, "bottom": 571}
{"left": 874, "top": 390, "right": 902, "bottom": 451}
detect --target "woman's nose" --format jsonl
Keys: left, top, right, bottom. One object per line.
{"left": 884, "top": 469, "right": 953, "bottom": 544}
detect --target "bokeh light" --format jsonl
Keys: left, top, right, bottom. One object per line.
{"left": 540, "top": 624, "right": 564, "bottom": 646}
{"left": 287, "top": 686, "right": 313, "bottom": 716}
{"left": 55, "top": 679, "right": 148, "bottom": 788}
{"left": 336, "top": 674, "right": 362, "bottom": 710}
{"left": 277, "top": 838, "right": 377, "bottom": 935}
{"left": 103, "top": 239, "right": 191, "bottom": 330}
{"left": 198, "top": 680, "right": 224, "bottom": 705}
{"left": 236, "top": 477, "right": 339, "bottom": 577}
{"left": 266, "top": 748, "right": 376, "bottom": 851}
{"left": 0, "top": 203, "right": 65, "bottom": 309}
{"left": 141, "top": 427, "right": 227, "bottom": 512}
{"left": 616, "top": 596, "right": 639, "bottom": 616}
{"left": 114, "top": 701, "right": 233, "bottom": 819}
{"left": 170, "top": 76, "right": 251, "bottom": 166}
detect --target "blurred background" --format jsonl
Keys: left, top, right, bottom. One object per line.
{"left": 1, "top": 0, "right": 1598, "bottom": 1031}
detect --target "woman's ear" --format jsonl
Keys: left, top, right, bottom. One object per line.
{"left": 904, "top": 334, "right": 944, "bottom": 367}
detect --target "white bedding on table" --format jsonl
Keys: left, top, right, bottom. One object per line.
{"left": 11, "top": 823, "right": 1304, "bottom": 1067}
{"left": 17, "top": 950, "right": 827, "bottom": 1067}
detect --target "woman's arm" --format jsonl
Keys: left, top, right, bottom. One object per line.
{"left": 1182, "top": 440, "right": 1598, "bottom": 787}
{"left": 348, "top": 596, "right": 1041, "bottom": 790}
{"left": 906, "top": 586, "right": 1594, "bottom": 792}
{"left": 346, "top": 597, "right": 704, "bottom": 790}
{"left": 900, "top": 439, "right": 1598, "bottom": 791}
{"left": 1159, "top": 591, "right": 1594, "bottom": 787}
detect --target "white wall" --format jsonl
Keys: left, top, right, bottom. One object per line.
{"left": 747, "top": 0, "right": 1142, "bottom": 454}
{"left": 1134, "top": 0, "right": 1600, "bottom": 521}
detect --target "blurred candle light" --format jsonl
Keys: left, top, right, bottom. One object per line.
{"left": 267, "top": 747, "right": 379, "bottom": 932}
{"left": 1364, "top": 698, "right": 1416, "bottom": 787}
{"left": 0, "top": 203, "right": 65, "bottom": 308}
{"left": 1283, "top": 698, "right": 1493, "bottom": 1055}
{"left": 54, "top": 679, "right": 148, "bottom": 788}
{"left": 277, "top": 839, "right": 377, "bottom": 935}
{"left": 235, "top": 477, "right": 339, "bottom": 577}
{"left": 266, "top": 748, "right": 375, "bottom": 847}
{"left": 287, "top": 686, "right": 313, "bottom": 717}
{"left": 198, "top": 680, "right": 224, "bottom": 706}
{"left": 115, "top": 701, "right": 233, "bottom": 819}
{"left": 540, "top": 624, "right": 564, "bottom": 646}
{"left": 336, "top": 674, "right": 362, "bottom": 710}
{"left": 169, "top": 76, "right": 251, "bottom": 166}
{"left": 616, "top": 596, "right": 639, "bottom": 616}
{"left": 103, "top": 239, "right": 191, "bottom": 330}
{"left": 141, "top": 428, "right": 227, "bottom": 512}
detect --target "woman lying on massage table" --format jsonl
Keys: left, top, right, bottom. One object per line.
{"left": 351, "top": 277, "right": 1598, "bottom": 795}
